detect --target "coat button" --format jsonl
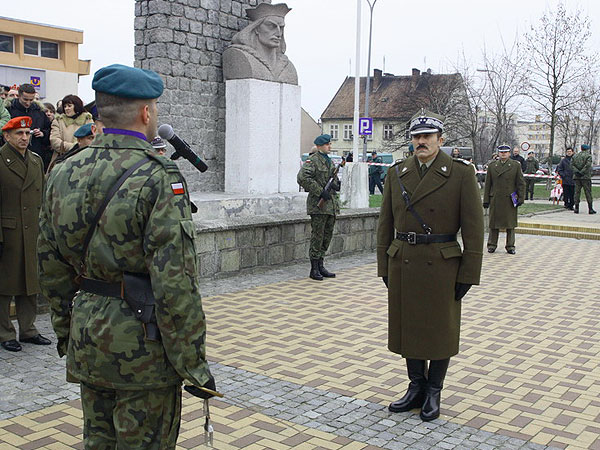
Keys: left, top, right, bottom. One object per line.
{"left": 404, "top": 259, "right": 409, "bottom": 264}
{"left": 428, "top": 261, "right": 433, "bottom": 265}
{"left": 23, "top": 206, "right": 27, "bottom": 210}
{"left": 25, "top": 225, "right": 29, "bottom": 229}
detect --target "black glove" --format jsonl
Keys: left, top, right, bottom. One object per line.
{"left": 332, "top": 180, "right": 341, "bottom": 191}
{"left": 516, "top": 200, "right": 524, "bottom": 207}
{"left": 482, "top": 203, "right": 489, "bottom": 209}
{"left": 382, "top": 276, "right": 388, "bottom": 288}
{"left": 455, "top": 283, "right": 472, "bottom": 301}
{"left": 184, "top": 376, "right": 217, "bottom": 400}
{"left": 319, "top": 189, "right": 331, "bottom": 201}
{"left": 57, "top": 337, "right": 68, "bottom": 358}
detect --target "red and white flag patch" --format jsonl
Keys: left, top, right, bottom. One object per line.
{"left": 171, "top": 182, "right": 185, "bottom": 195}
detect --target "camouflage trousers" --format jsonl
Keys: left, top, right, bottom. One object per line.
{"left": 574, "top": 179, "right": 593, "bottom": 205}
{"left": 310, "top": 214, "right": 336, "bottom": 259}
{"left": 80, "top": 381, "right": 182, "bottom": 450}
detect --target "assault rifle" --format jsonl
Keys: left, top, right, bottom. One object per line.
{"left": 317, "top": 159, "right": 346, "bottom": 209}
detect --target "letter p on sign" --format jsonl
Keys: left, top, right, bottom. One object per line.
{"left": 359, "top": 117, "right": 373, "bottom": 135}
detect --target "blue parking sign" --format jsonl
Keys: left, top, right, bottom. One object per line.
{"left": 359, "top": 117, "right": 373, "bottom": 135}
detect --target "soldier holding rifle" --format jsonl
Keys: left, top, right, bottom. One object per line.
{"left": 297, "top": 134, "right": 341, "bottom": 281}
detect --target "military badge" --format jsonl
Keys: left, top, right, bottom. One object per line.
{"left": 171, "top": 182, "right": 185, "bottom": 195}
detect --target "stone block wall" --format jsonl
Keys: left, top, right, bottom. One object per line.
{"left": 134, "top": 0, "right": 270, "bottom": 192}
{"left": 194, "top": 210, "right": 379, "bottom": 279}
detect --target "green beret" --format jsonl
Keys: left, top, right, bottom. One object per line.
{"left": 92, "top": 64, "right": 164, "bottom": 99}
{"left": 314, "top": 134, "right": 331, "bottom": 146}
{"left": 581, "top": 144, "right": 591, "bottom": 150}
{"left": 73, "top": 123, "right": 94, "bottom": 138}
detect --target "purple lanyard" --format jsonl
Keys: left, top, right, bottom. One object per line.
{"left": 103, "top": 128, "right": 147, "bottom": 141}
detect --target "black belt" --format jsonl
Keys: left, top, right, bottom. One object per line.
{"left": 395, "top": 231, "right": 456, "bottom": 245}
{"left": 79, "top": 277, "right": 123, "bottom": 298}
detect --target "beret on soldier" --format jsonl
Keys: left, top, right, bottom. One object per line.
{"left": 314, "top": 134, "right": 332, "bottom": 146}
{"left": 581, "top": 144, "right": 591, "bottom": 150}
{"left": 92, "top": 64, "right": 164, "bottom": 99}
{"left": 73, "top": 123, "right": 94, "bottom": 138}
{"left": 2, "top": 116, "right": 32, "bottom": 131}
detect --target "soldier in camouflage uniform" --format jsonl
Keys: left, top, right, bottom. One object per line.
{"left": 571, "top": 144, "right": 596, "bottom": 214}
{"left": 297, "top": 134, "right": 340, "bottom": 281}
{"left": 37, "top": 64, "right": 214, "bottom": 449}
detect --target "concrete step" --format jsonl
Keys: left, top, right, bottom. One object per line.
{"left": 515, "top": 224, "right": 600, "bottom": 241}
{"left": 517, "top": 221, "right": 600, "bottom": 235}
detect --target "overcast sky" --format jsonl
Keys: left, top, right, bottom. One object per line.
{"left": 9, "top": 0, "right": 600, "bottom": 120}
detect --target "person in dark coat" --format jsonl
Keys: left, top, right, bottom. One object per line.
{"left": 377, "top": 109, "right": 484, "bottom": 421}
{"left": 510, "top": 147, "right": 526, "bottom": 171}
{"left": 0, "top": 116, "right": 51, "bottom": 352}
{"left": 483, "top": 145, "right": 526, "bottom": 254}
{"left": 556, "top": 147, "right": 575, "bottom": 210}
{"left": 6, "top": 84, "right": 52, "bottom": 170}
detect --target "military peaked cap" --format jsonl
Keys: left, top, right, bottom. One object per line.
{"left": 409, "top": 109, "right": 445, "bottom": 135}
{"left": 92, "top": 64, "right": 164, "bottom": 99}
{"left": 497, "top": 144, "right": 511, "bottom": 152}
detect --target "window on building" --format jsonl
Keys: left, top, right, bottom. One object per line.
{"left": 383, "top": 124, "right": 394, "bottom": 140}
{"left": 343, "top": 124, "right": 353, "bottom": 140}
{"left": 0, "top": 34, "right": 14, "bottom": 53}
{"left": 24, "top": 38, "right": 59, "bottom": 58}
{"left": 329, "top": 124, "right": 339, "bottom": 140}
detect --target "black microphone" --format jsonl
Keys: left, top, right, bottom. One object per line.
{"left": 158, "top": 124, "right": 208, "bottom": 173}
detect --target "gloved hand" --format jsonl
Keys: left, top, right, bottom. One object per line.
{"left": 455, "top": 283, "right": 472, "bottom": 301}
{"left": 382, "top": 276, "right": 388, "bottom": 288}
{"left": 319, "top": 189, "right": 331, "bottom": 201}
{"left": 332, "top": 180, "right": 341, "bottom": 191}
{"left": 57, "top": 337, "right": 69, "bottom": 358}
{"left": 482, "top": 203, "right": 489, "bottom": 209}
{"left": 516, "top": 200, "right": 524, "bottom": 207}
{"left": 184, "top": 376, "right": 217, "bottom": 400}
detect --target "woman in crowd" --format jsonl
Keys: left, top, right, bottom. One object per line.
{"left": 49, "top": 94, "right": 93, "bottom": 168}
{"left": 43, "top": 103, "right": 55, "bottom": 123}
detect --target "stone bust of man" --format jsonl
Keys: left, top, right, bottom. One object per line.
{"left": 223, "top": 3, "right": 298, "bottom": 85}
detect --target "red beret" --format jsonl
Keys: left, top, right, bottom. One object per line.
{"left": 2, "top": 116, "right": 32, "bottom": 131}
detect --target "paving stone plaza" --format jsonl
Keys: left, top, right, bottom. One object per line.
{"left": 1, "top": 206, "right": 599, "bottom": 449}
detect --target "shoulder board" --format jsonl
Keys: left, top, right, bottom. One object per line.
{"left": 455, "top": 158, "right": 471, "bottom": 165}
{"left": 390, "top": 158, "right": 404, "bottom": 168}
{"left": 145, "top": 151, "right": 181, "bottom": 173}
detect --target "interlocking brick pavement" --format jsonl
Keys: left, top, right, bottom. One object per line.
{"left": 0, "top": 233, "right": 598, "bottom": 448}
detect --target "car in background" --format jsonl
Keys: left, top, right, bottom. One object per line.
{"left": 592, "top": 165, "right": 600, "bottom": 176}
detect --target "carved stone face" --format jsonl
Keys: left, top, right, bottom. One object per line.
{"left": 256, "top": 17, "right": 285, "bottom": 49}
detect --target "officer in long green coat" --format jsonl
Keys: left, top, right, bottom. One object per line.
{"left": 37, "top": 65, "right": 215, "bottom": 449}
{"left": 377, "top": 109, "right": 483, "bottom": 421}
{"left": 297, "top": 134, "right": 340, "bottom": 281}
{"left": 571, "top": 144, "right": 596, "bottom": 214}
{"left": 483, "top": 144, "right": 526, "bottom": 254}
{"left": 0, "top": 116, "right": 52, "bottom": 352}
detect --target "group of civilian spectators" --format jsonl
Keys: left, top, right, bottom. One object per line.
{"left": 0, "top": 83, "right": 93, "bottom": 172}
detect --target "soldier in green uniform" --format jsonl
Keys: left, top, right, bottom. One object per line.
{"left": 377, "top": 110, "right": 484, "bottom": 421}
{"left": 523, "top": 150, "right": 539, "bottom": 200}
{"left": 0, "top": 116, "right": 51, "bottom": 352}
{"left": 297, "top": 134, "right": 340, "bottom": 281}
{"left": 38, "top": 64, "right": 215, "bottom": 449}
{"left": 483, "top": 145, "right": 526, "bottom": 254}
{"left": 571, "top": 144, "right": 596, "bottom": 214}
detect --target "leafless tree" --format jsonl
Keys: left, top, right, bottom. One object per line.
{"left": 578, "top": 74, "right": 600, "bottom": 163}
{"left": 522, "top": 3, "right": 596, "bottom": 171}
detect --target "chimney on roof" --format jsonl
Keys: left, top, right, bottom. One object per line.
{"left": 373, "top": 68, "right": 382, "bottom": 92}
{"left": 411, "top": 68, "right": 420, "bottom": 89}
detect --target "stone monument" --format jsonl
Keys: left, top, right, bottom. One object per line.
{"left": 223, "top": 3, "right": 302, "bottom": 195}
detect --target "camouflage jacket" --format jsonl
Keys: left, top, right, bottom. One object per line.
{"left": 297, "top": 151, "right": 340, "bottom": 215}
{"left": 38, "top": 133, "right": 212, "bottom": 390}
{"left": 571, "top": 150, "right": 592, "bottom": 179}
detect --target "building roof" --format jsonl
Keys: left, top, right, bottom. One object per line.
{"left": 321, "top": 68, "right": 464, "bottom": 122}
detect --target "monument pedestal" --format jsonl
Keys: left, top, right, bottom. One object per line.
{"left": 340, "top": 162, "right": 369, "bottom": 209}
{"left": 225, "top": 79, "right": 301, "bottom": 194}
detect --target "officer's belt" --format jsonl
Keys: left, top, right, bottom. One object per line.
{"left": 79, "top": 277, "right": 123, "bottom": 298}
{"left": 395, "top": 231, "right": 457, "bottom": 245}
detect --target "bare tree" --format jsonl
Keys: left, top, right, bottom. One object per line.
{"left": 578, "top": 74, "right": 600, "bottom": 163}
{"left": 522, "top": 3, "right": 596, "bottom": 173}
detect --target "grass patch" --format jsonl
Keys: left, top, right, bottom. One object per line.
{"left": 370, "top": 195, "right": 383, "bottom": 208}
{"left": 531, "top": 183, "right": 600, "bottom": 199}
{"left": 517, "top": 203, "right": 563, "bottom": 215}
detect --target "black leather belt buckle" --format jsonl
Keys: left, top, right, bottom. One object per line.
{"left": 407, "top": 231, "right": 417, "bottom": 244}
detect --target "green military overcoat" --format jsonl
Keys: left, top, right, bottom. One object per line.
{"left": 0, "top": 143, "right": 44, "bottom": 296}
{"left": 483, "top": 159, "right": 526, "bottom": 229}
{"left": 377, "top": 151, "right": 484, "bottom": 360}
{"left": 297, "top": 151, "right": 340, "bottom": 215}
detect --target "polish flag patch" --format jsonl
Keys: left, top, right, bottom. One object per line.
{"left": 171, "top": 182, "right": 185, "bottom": 195}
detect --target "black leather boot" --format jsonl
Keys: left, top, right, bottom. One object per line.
{"left": 389, "top": 359, "right": 427, "bottom": 413}
{"left": 420, "top": 358, "right": 450, "bottom": 421}
{"left": 309, "top": 259, "right": 323, "bottom": 281}
{"left": 574, "top": 204, "right": 579, "bottom": 214}
{"left": 588, "top": 203, "right": 596, "bottom": 214}
{"left": 318, "top": 258, "right": 336, "bottom": 278}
